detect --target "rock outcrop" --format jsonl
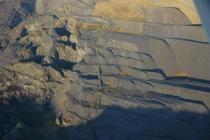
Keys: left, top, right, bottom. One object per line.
{"left": 0, "top": 0, "right": 35, "bottom": 42}
{"left": 0, "top": 0, "right": 210, "bottom": 140}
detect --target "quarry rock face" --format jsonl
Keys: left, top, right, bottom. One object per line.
{"left": 0, "top": 0, "right": 210, "bottom": 140}
{"left": 0, "top": 0, "right": 35, "bottom": 40}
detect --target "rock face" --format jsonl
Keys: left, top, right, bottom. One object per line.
{"left": 0, "top": 0, "right": 210, "bottom": 140}
{"left": 0, "top": 0, "right": 35, "bottom": 41}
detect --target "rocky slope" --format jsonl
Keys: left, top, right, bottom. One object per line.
{"left": 0, "top": 0, "right": 210, "bottom": 139}
{"left": 0, "top": 0, "right": 35, "bottom": 40}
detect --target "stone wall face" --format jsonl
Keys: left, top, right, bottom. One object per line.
{"left": 1, "top": 0, "right": 210, "bottom": 140}
{"left": 33, "top": 0, "right": 210, "bottom": 80}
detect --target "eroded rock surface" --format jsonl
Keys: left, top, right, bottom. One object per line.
{"left": 0, "top": 0, "right": 210, "bottom": 140}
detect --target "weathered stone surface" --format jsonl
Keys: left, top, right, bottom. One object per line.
{"left": 0, "top": 0, "right": 35, "bottom": 47}
{"left": 93, "top": 0, "right": 201, "bottom": 24}
{"left": 36, "top": 0, "right": 96, "bottom": 16}
{"left": 1, "top": 0, "right": 210, "bottom": 140}
{"left": 164, "top": 39, "right": 210, "bottom": 79}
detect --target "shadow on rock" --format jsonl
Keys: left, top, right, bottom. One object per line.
{"left": 65, "top": 106, "right": 210, "bottom": 140}
{"left": 0, "top": 92, "right": 55, "bottom": 140}
{"left": 1, "top": 93, "right": 210, "bottom": 140}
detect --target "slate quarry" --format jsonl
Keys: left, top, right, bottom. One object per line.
{"left": 0, "top": 0, "right": 210, "bottom": 140}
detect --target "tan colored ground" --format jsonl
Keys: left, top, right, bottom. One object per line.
{"left": 93, "top": 0, "right": 200, "bottom": 24}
